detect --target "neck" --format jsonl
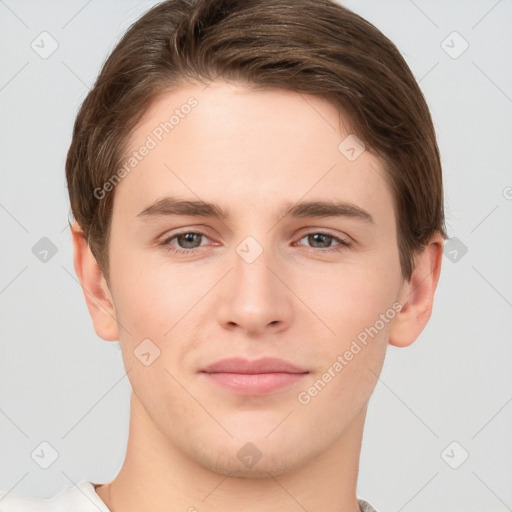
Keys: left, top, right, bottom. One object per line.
{"left": 97, "top": 392, "right": 365, "bottom": 512}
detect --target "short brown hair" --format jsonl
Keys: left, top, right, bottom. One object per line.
{"left": 66, "top": 0, "right": 447, "bottom": 284}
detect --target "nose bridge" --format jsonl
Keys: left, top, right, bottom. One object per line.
{"left": 216, "top": 228, "right": 292, "bottom": 332}
{"left": 232, "top": 232, "right": 280, "bottom": 299}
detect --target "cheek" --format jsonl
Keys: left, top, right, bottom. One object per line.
{"left": 302, "top": 256, "right": 401, "bottom": 347}
{"left": 294, "top": 268, "right": 396, "bottom": 418}
{"left": 110, "top": 256, "right": 217, "bottom": 384}
{"left": 111, "top": 256, "right": 202, "bottom": 340}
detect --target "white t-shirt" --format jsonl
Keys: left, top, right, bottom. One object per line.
{"left": 0, "top": 481, "right": 380, "bottom": 511}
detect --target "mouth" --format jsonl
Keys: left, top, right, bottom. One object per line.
{"left": 200, "top": 357, "right": 309, "bottom": 395}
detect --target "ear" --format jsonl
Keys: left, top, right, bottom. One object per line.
{"left": 389, "top": 232, "right": 444, "bottom": 347}
{"left": 70, "top": 221, "right": 119, "bottom": 341}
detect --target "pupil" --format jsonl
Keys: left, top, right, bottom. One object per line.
{"left": 180, "top": 233, "right": 199, "bottom": 248}
{"left": 311, "top": 234, "right": 330, "bottom": 248}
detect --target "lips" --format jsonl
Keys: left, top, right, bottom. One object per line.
{"left": 200, "top": 357, "right": 309, "bottom": 395}
{"left": 201, "top": 357, "right": 307, "bottom": 374}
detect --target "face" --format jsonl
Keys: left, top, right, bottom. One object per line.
{"left": 105, "top": 80, "right": 406, "bottom": 477}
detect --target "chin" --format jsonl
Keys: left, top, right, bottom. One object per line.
{"left": 188, "top": 435, "right": 317, "bottom": 479}
{"left": 200, "top": 454, "right": 303, "bottom": 479}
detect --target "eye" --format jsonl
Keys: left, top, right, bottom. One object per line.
{"left": 162, "top": 230, "right": 211, "bottom": 256}
{"left": 295, "top": 232, "right": 350, "bottom": 253}
{"left": 160, "top": 229, "right": 351, "bottom": 257}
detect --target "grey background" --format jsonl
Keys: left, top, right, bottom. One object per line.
{"left": 0, "top": 0, "right": 511, "bottom": 510}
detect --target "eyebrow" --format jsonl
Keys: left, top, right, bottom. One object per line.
{"left": 137, "top": 196, "right": 374, "bottom": 224}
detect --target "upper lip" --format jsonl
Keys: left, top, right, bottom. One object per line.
{"left": 201, "top": 357, "right": 308, "bottom": 374}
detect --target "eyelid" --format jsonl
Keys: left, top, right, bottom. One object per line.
{"left": 160, "top": 226, "right": 214, "bottom": 241}
{"left": 296, "top": 227, "right": 351, "bottom": 242}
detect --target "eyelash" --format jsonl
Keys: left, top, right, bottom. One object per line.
{"left": 161, "top": 230, "right": 351, "bottom": 256}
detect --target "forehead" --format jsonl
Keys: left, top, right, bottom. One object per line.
{"left": 113, "top": 80, "right": 394, "bottom": 228}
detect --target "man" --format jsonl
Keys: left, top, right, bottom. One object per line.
{"left": 0, "top": 0, "right": 445, "bottom": 510}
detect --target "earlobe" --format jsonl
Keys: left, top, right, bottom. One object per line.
{"left": 70, "top": 221, "right": 119, "bottom": 341}
{"left": 389, "top": 233, "right": 444, "bottom": 348}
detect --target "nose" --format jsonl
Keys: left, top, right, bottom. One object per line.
{"left": 215, "top": 239, "right": 294, "bottom": 336}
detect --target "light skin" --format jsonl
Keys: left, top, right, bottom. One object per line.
{"left": 71, "top": 80, "right": 443, "bottom": 512}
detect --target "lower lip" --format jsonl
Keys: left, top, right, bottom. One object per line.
{"left": 202, "top": 372, "right": 308, "bottom": 395}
